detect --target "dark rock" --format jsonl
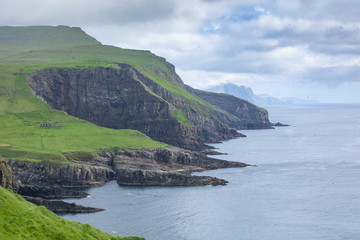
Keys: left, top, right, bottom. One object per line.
{"left": 8, "top": 147, "right": 249, "bottom": 188}
{"left": 18, "top": 184, "right": 88, "bottom": 199}
{"left": 116, "top": 169, "right": 228, "bottom": 186}
{"left": 273, "top": 122, "right": 290, "bottom": 127}
{"left": 8, "top": 160, "right": 114, "bottom": 187}
{"left": 27, "top": 67, "right": 202, "bottom": 150}
{"left": 23, "top": 196, "right": 103, "bottom": 213}
{"left": 186, "top": 87, "right": 273, "bottom": 129}
{"left": 113, "top": 148, "right": 248, "bottom": 186}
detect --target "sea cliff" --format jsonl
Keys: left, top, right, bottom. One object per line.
{"left": 27, "top": 64, "right": 272, "bottom": 151}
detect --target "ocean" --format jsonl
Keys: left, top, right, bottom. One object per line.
{"left": 61, "top": 105, "right": 360, "bottom": 240}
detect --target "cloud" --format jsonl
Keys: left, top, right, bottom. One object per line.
{"left": 307, "top": 66, "right": 360, "bottom": 87}
{"left": 0, "top": 0, "right": 177, "bottom": 26}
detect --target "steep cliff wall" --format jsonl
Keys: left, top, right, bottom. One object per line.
{"left": 27, "top": 67, "right": 203, "bottom": 149}
{"left": 186, "top": 87, "right": 272, "bottom": 129}
{"left": 118, "top": 64, "right": 245, "bottom": 143}
{"left": 27, "top": 64, "right": 271, "bottom": 150}
{"left": 136, "top": 62, "right": 271, "bottom": 130}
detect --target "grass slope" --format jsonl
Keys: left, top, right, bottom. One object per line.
{"left": 0, "top": 187, "right": 144, "bottom": 240}
{"left": 0, "top": 26, "right": 177, "bottom": 163}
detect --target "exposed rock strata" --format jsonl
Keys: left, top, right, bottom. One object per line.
{"left": 116, "top": 169, "right": 228, "bottom": 186}
{"left": 8, "top": 148, "right": 248, "bottom": 188}
{"left": 113, "top": 148, "right": 247, "bottom": 186}
{"left": 2, "top": 159, "right": 97, "bottom": 213}
{"left": 8, "top": 160, "right": 114, "bottom": 187}
{"left": 27, "top": 67, "right": 202, "bottom": 150}
{"left": 119, "top": 64, "right": 246, "bottom": 145}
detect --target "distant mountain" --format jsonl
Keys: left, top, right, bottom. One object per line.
{"left": 206, "top": 83, "right": 283, "bottom": 106}
{"left": 206, "top": 83, "right": 318, "bottom": 106}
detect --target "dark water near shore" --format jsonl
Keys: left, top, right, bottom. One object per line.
{"left": 62, "top": 105, "right": 360, "bottom": 240}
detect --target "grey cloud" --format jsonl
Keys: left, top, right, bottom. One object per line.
{"left": 91, "top": 0, "right": 177, "bottom": 25}
{"left": 0, "top": 0, "right": 177, "bottom": 26}
{"left": 272, "top": 0, "right": 360, "bottom": 22}
{"left": 262, "top": 25, "right": 360, "bottom": 55}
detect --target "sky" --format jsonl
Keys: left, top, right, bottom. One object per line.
{"left": 1, "top": 0, "right": 360, "bottom": 103}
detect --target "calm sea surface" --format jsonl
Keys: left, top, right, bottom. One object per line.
{"left": 62, "top": 105, "right": 360, "bottom": 240}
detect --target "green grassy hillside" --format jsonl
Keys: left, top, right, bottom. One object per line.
{"left": 0, "top": 26, "right": 181, "bottom": 163}
{"left": 0, "top": 187, "right": 143, "bottom": 240}
{"left": 0, "top": 25, "right": 238, "bottom": 163}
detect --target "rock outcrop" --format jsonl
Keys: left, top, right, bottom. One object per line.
{"left": 116, "top": 169, "right": 228, "bottom": 186}
{"left": 0, "top": 158, "right": 13, "bottom": 190}
{"left": 8, "top": 148, "right": 248, "bottom": 188}
{"left": 2, "top": 158, "right": 98, "bottom": 213}
{"left": 8, "top": 160, "right": 115, "bottom": 187}
{"left": 23, "top": 196, "right": 104, "bottom": 213}
{"left": 113, "top": 148, "right": 248, "bottom": 186}
{"left": 185, "top": 87, "right": 272, "bottom": 129}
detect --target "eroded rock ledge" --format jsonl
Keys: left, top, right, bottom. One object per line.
{"left": 9, "top": 148, "right": 248, "bottom": 189}
{"left": 6, "top": 148, "right": 249, "bottom": 213}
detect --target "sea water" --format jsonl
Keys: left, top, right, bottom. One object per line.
{"left": 61, "top": 105, "right": 360, "bottom": 240}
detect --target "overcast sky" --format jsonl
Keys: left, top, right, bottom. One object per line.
{"left": 1, "top": 0, "right": 360, "bottom": 103}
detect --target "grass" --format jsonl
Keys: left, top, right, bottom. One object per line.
{"left": 0, "top": 187, "right": 144, "bottom": 240}
{"left": 0, "top": 109, "right": 167, "bottom": 164}
{"left": 0, "top": 25, "right": 99, "bottom": 53}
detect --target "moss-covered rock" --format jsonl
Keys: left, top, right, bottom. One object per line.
{"left": 0, "top": 159, "right": 12, "bottom": 190}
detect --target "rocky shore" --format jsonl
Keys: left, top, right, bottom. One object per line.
{"left": 8, "top": 148, "right": 248, "bottom": 189}
{"left": 3, "top": 147, "right": 250, "bottom": 213}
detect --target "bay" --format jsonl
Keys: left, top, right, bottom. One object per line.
{"left": 61, "top": 105, "right": 360, "bottom": 240}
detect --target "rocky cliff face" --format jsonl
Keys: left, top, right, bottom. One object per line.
{"left": 123, "top": 64, "right": 245, "bottom": 144}
{"left": 8, "top": 160, "right": 114, "bottom": 187}
{"left": 27, "top": 64, "right": 272, "bottom": 150}
{"left": 186, "top": 87, "right": 272, "bottom": 129}
{"left": 27, "top": 67, "right": 202, "bottom": 150}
